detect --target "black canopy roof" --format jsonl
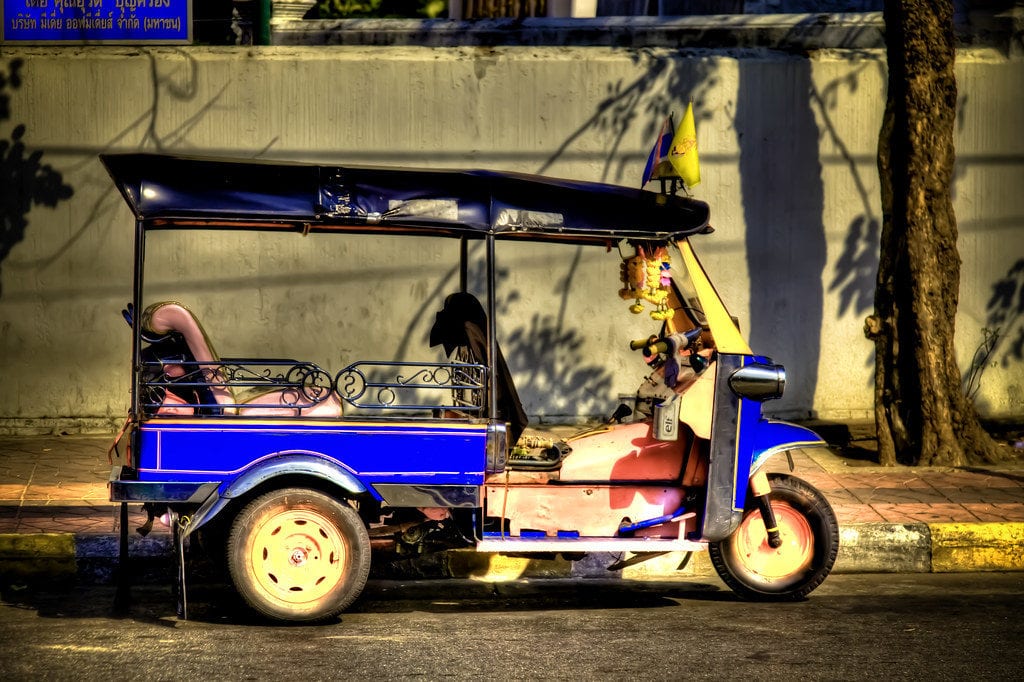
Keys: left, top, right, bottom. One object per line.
{"left": 101, "top": 153, "right": 711, "bottom": 244}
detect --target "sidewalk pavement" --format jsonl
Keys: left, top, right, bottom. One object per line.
{"left": 1, "top": 433, "right": 1022, "bottom": 586}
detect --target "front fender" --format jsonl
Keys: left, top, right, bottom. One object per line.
{"left": 748, "top": 420, "right": 826, "bottom": 474}
{"left": 184, "top": 451, "right": 370, "bottom": 536}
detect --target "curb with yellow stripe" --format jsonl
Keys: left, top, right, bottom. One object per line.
{"left": 0, "top": 533, "right": 77, "bottom": 582}
{"left": 2, "top": 522, "right": 1022, "bottom": 585}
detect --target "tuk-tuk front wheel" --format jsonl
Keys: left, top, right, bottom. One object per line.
{"left": 709, "top": 473, "right": 838, "bottom": 601}
{"left": 227, "top": 487, "right": 371, "bottom": 622}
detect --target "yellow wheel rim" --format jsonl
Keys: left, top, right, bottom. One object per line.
{"left": 249, "top": 507, "right": 347, "bottom": 606}
{"left": 732, "top": 501, "right": 814, "bottom": 581}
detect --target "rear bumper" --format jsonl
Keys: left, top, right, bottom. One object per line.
{"left": 108, "top": 465, "right": 218, "bottom": 504}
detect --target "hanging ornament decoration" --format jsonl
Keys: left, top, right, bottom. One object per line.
{"left": 619, "top": 244, "right": 674, "bottom": 320}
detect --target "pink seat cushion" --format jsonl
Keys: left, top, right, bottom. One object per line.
{"left": 142, "top": 301, "right": 342, "bottom": 418}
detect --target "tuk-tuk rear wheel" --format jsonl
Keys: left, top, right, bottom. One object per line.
{"left": 227, "top": 487, "right": 370, "bottom": 622}
{"left": 709, "top": 473, "right": 838, "bottom": 601}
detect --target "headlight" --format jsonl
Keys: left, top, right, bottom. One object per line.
{"left": 729, "top": 362, "right": 786, "bottom": 401}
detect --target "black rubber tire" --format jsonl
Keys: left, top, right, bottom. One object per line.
{"left": 227, "top": 487, "right": 371, "bottom": 622}
{"left": 709, "top": 473, "right": 839, "bottom": 601}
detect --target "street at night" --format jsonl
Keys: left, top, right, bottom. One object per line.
{"left": 2, "top": 574, "right": 1023, "bottom": 679}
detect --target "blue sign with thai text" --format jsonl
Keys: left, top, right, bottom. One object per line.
{"left": 2, "top": 0, "right": 191, "bottom": 44}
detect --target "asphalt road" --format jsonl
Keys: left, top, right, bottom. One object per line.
{"left": 2, "top": 574, "right": 1022, "bottom": 680}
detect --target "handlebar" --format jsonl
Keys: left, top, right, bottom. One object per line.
{"left": 629, "top": 336, "right": 659, "bottom": 352}
{"left": 629, "top": 328, "right": 702, "bottom": 357}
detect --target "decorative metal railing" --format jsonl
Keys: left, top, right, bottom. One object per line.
{"left": 335, "top": 361, "right": 485, "bottom": 412}
{"left": 139, "top": 358, "right": 486, "bottom": 416}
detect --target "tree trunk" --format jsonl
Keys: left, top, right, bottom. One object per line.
{"left": 869, "top": 0, "right": 1003, "bottom": 466}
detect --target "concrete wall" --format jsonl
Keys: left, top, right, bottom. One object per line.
{"left": 0, "top": 43, "right": 1021, "bottom": 433}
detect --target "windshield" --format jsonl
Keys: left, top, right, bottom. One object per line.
{"left": 670, "top": 239, "right": 750, "bottom": 355}
{"left": 667, "top": 243, "right": 709, "bottom": 330}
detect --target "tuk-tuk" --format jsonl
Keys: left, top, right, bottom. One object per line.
{"left": 104, "top": 153, "right": 838, "bottom": 622}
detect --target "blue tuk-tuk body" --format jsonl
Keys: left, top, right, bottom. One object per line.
{"left": 103, "top": 153, "right": 836, "bottom": 623}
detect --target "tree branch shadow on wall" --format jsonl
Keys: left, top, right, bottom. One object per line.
{"left": 811, "top": 57, "right": 885, "bottom": 397}
{"left": 526, "top": 53, "right": 719, "bottom": 417}
{"left": 390, "top": 52, "right": 721, "bottom": 419}
{"left": 817, "top": 61, "right": 883, "bottom": 313}
{"left": 720, "top": 16, "right": 885, "bottom": 420}
{"left": 538, "top": 50, "right": 719, "bottom": 186}
{"left": 964, "top": 259, "right": 1024, "bottom": 406}
{"left": 512, "top": 27, "right": 878, "bottom": 419}
{"left": 400, "top": 241, "right": 618, "bottom": 420}
{"left": 501, "top": 247, "right": 617, "bottom": 419}
{"left": 536, "top": 16, "right": 885, "bottom": 420}
{"left": 1, "top": 51, "right": 236, "bottom": 303}
{"left": 740, "top": 18, "right": 880, "bottom": 418}
{"left": 0, "top": 59, "right": 74, "bottom": 297}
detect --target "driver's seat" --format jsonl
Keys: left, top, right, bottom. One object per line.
{"left": 429, "top": 293, "right": 528, "bottom": 445}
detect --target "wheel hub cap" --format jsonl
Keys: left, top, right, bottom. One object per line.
{"left": 249, "top": 508, "right": 347, "bottom": 605}
{"left": 734, "top": 501, "right": 814, "bottom": 580}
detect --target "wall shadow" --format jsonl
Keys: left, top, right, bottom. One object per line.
{"left": 815, "top": 58, "right": 886, "bottom": 387}
{"left": 521, "top": 53, "right": 719, "bottom": 417}
{"left": 539, "top": 50, "right": 719, "bottom": 185}
{"left": 1, "top": 50, "right": 233, "bottom": 299}
{"left": 398, "top": 240, "right": 619, "bottom": 420}
{"left": 736, "top": 56, "right": 825, "bottom": 416}
{"left": 0, "top": 59, "right": 74, "bottom": 297}
{"left": 965, "top": 258, "right": 1024, "bottom": 404}
{"left": 987, "top": 259, "right": 1024, "bottom": 365}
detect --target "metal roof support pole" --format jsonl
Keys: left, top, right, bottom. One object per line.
{"left": 486, "top": 235, "right": 498, "bottom": 424}
{"left": 459, "top": 236, "right": 469, "bottom": 293}
{"left": 131, "top": 220, "right": 146, "bottom": 423}
{"left": 117, "top": 218, "right": 147, "bottom": 610}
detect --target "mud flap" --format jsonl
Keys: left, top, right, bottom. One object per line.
{"left": 172, "top": 512, "right": 190, "bottom": 620}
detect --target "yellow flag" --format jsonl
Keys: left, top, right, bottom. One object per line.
{"left": 668, "top": 102, "right": 701, "bottom": 188}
